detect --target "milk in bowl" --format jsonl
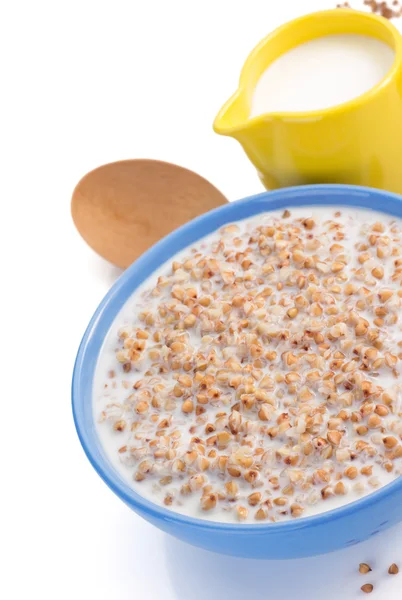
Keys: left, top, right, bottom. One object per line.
{"left": 94, "top": 206, "right": 402, "bottom": 524}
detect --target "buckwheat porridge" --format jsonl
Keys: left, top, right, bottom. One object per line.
{"left": 94, "top": 207, "right": 402, "bottom": 523}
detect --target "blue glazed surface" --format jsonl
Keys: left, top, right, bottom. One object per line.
{"left": 72, "top": 184, "right": 402, "bottom": 559}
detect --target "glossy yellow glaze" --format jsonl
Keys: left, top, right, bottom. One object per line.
{"left": 213, "top": 9, "right": 402, "bottom": 192}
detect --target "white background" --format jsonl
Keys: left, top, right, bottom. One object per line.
{"left": 2, "top": 0, "right": 402, "bottom": 598}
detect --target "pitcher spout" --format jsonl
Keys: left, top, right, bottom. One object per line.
{"left": 213, "top": 91, "right": 253, "bottom": 138}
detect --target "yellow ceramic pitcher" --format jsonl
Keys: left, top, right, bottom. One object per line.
{"left": 214, "top": 9, "right": 402, "bottom": 193}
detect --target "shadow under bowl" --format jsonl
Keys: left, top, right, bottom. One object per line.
{"left": 72, "top": 184, "right": 402, "bottom": 559}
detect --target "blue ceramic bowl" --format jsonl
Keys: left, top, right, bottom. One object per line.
{"left": 73, "top": 184, "right": 402, "bottom": 559}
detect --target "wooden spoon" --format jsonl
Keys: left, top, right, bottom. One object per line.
{"left": 71, "top": 159, "right": 228, "bottom": 269}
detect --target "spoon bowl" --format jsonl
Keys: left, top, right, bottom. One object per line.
{"left": 71, "top": 159, "right": 228, "bottom": 268}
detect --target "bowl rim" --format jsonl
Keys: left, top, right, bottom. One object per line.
{"left": 72, "top": 183, "right": 402, "bottom": 534}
